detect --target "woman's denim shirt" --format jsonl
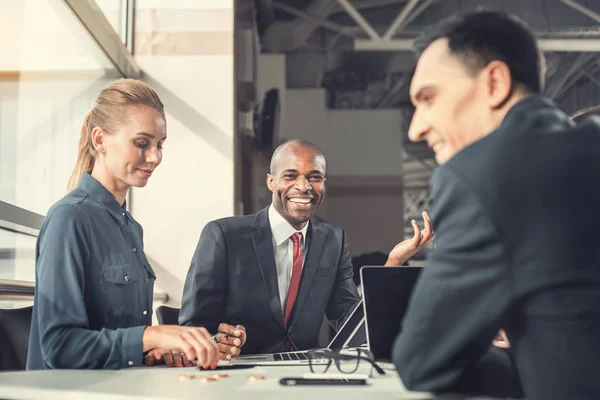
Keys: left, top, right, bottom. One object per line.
{"left": 27, "top": 173, "right": 156, "bottom": 370}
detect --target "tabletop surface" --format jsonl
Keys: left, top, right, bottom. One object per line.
{"left": 0, "top": 362, "right": 446, "bottom": 400}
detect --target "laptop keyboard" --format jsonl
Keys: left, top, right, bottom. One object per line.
{"left": 273, "top": 351, "right": 309, "bottom": 361}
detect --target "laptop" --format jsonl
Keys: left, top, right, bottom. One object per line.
{"left": 229, "top": 299, "right": 366, "bottom": 365}
{"left": 360, "top": 266, "right": 422, "bottom": 361}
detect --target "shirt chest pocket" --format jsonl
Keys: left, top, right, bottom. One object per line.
{"left": 101, "top": 264, "right": 142, "bottom": 325}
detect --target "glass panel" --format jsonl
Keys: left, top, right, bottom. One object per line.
{"left": 0, "top": 0, "right": 122, "bottom": 216}
{"left": 0, "top": 228, "right": 36, "bottom": 309}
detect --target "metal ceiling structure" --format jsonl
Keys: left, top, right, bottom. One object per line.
{"left": 256, "top": 0, "right": 600, "bottom": 112}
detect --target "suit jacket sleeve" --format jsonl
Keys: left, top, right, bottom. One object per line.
{"left": 179, "top": 221, "right": 228, "bottom": 333}
{"left": 392, "top": 166, "right": 523, "bottom": 398}
{"left": 326, "top": 228, "right": 360, "bottom": 331}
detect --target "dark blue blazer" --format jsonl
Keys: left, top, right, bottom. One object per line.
{"left": 393, "top": 97, "right": 600, "bottom": 400}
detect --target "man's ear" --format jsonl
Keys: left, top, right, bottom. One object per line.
{"left": 91, "top": 126, "right": 106, "bottom": 154}
{"left": 266, "top": 174, "right": 275, "bottom": 192}
{"left": 484, "top": 60, "right": 513, "bottom": 110}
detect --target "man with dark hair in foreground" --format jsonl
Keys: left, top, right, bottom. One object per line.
{"left": 392, "top": 10, "right": 600, "bottom": 400}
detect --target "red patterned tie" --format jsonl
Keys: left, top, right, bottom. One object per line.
{"left": 284, "top": 232, "right": 303, "bottom": 326}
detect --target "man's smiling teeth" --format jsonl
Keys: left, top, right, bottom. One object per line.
{"left": 289, "top": 198, "right": 312, "bottom": 204}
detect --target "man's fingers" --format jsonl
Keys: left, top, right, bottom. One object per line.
{"left": 180, "top": 351, "right": 191, "bottom": 367}
{"left": 218, "top": 343, "right": 240, "bottom": 356}
{"left": 236, "top": 325, "right": 247, "bottom": 345}
{"left": 163, "top": 351, "right": 174, "bottom": 367}
{"left": 419, "top": 230, "right": 434, "bottom": 247}
{"left": 418, "top": 211, "right": 434, "bottom": 248}
{"left": 410, "top": 219, "right": 422, "bottom": 247}
{"left": 218, "top": 323, "right": 242, "bottom": 337}
{"left": 145, "top": 354, "right": 157, "bottom": 366}
{"left": 217, "top": 333, "right": 241, "bottom": 346}
{"left": 492, "top": 330, "right": 511, "bottom": 348}
{"left": 173, "top": 351, "right": 183, "bottom": 368}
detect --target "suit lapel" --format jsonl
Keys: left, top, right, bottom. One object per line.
{"left": 289, "top": 218, "right": 324, "bottom": 327}
{"left": 251, "top": 208, "right": 286, "bottom": 329}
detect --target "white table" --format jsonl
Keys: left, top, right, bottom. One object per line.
{"left": 0, "top": 364, "right": 442, "bottom": 400}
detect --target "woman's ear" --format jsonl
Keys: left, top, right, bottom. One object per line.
{"left": 90, "top": 126, "right": 106, "bottom": 154}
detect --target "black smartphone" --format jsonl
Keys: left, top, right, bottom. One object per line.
{"left": 279, "top": 377, "right": 368, "bottom": 386}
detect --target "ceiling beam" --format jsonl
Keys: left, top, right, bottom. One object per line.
{"left": 560, "top": 0, "right": 600, "bottom": 25}
{"left": 336, "top": 0, "right": 381, "bottom": 40}
{"left": 377, "top": 75, "right": 409, "bottom": 108}
{"left": 383, "top": 0, "right": 422, "bottom": 40}
{"left": 355, "top": 38, "right": 600, "bottom": 52}
{"left": 348, "top": 0, "right": 406, "bottom": 9}
{"left": 548, "top": 53, "right": 592, "bottom": 98}
{"left": 273, "top": 2, "right": 359, "bottom": 38}
{"left": 394, "top": 0, "right": 435, "bottom": 35}
{"left": 581, "top": 68, "right": 600, "bottom": 90}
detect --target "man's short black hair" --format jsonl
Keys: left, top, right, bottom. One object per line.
{"left": 414, "top": 10, "right": 544, "bottom": 94}
{"left": 571, "top": 105, "right": 600, "bottom": 123}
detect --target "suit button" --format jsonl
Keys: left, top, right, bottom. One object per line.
{"left": 131, "top": 248, "right": 137, "bottom": 253}
{"left": 143, "top": 310, "right": 148, "bottom": 315}
{"left": 124, "top": 275, "right": 129, "bottom": 282}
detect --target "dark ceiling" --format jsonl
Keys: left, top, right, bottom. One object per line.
{"left": 254, "top": 0, "right": 600, "bottom": 114}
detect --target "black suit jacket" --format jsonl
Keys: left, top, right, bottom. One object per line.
{"left": 179, "top": 207, "right": 360, "bottom": 354}
{"left": 393, "top": 96, "right": 600, "bottom": 400}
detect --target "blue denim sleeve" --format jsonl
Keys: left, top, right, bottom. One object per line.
{"left": 34, "top": 203, "right": 146, "bottom": 369}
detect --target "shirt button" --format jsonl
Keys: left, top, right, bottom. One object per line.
{"left": 122, "top": 213, "right": 125, "bottom": 216}
{"left": 128, "top": 361, "right": 134, "bottom": 366}
{"left": 124, "top": 275, "right": 130, "bottom": 282}
{"left": 143, "top": 310, "right": 148, "bottom": 315}
{"left": 131, "top": 248, "right": 137, "bottom": 253}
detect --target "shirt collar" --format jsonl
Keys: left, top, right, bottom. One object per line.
{"left": 268, "top": 204, "right": 309, "bottom": 247}
{"left": 78, "top": 173, "right": 130, "bottom": 224}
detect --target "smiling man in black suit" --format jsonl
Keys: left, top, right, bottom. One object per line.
{"left": 180, "top": 139, "right": 432, "bottom": 360}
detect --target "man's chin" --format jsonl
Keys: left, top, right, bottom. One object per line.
{"left": 284, "top": 210, "right": 313, "bottom": 227}
{"left": 435, "top": 152, "right": 450, "bottom": 165}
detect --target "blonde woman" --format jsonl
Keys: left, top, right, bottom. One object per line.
{"left": 27, "top": 79, "right": 218, "bottom": 370}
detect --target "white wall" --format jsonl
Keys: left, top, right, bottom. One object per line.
{"left": 281, "top": 88, "right": 405, "bottom": 256}
{"left": 284, "top": 89, "right": 404, "bottom": 176}
{"left": 130, "top": 0, "right": 234, "bottom": 306}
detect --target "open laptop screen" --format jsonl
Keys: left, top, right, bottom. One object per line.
{"left": 328, "top": 299, "right": 365, "bottom": 350}
{"left": 361, "top": 266, "right": 422, "bottom": 360}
